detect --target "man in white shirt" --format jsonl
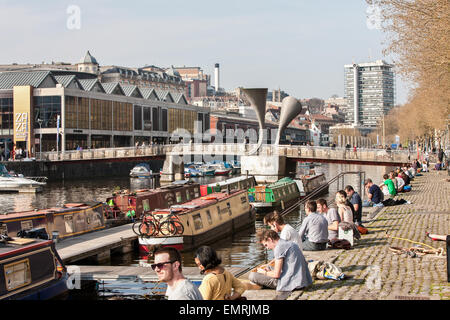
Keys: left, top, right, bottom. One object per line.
{"left": 263, "top": 210, "right": 303, "bottom": 251}
{"left": 153, "top": 247, "right": 203, "bottom": 300}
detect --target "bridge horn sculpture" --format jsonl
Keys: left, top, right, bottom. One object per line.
{"left": 275, "top": 96, "right": 306, "bottom": 145}
{"left": 241, "top": 88, "right": 268, "bottom": 155}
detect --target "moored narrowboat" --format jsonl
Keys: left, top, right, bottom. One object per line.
{"left": 135, "top": 189, "right": 255, "bottom": 253}
{"left": 200, "top": 175, "right": 257, "bottom": 196}
{"left": 0, "top": 237, "right": 68, "bottom": 300}
{"left": 297, "top": 173, "right": 328, "bottom": 197}
{"left": 0, "top": 202, "right": 105, "bottom": 241}
{"left": 105, "top": 180, "right": 202, "bottom": 224}
{"left": 248, "top": 177, "right": 301, "bottom": 213}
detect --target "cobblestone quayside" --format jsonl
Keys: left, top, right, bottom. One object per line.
{"left": 244, "top": 170, "right": 450, "bottom": 300}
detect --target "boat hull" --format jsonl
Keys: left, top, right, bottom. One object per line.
{"left": 138, "top": 209, "right": 255, "bottom": 252}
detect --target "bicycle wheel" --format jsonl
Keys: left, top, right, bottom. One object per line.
{"left": 140, "top": 220, "right": 157, "bottom": 237}
{"left": 159, "top": 220, "right": 177, "bottom": 236}
{"left": 171, "top": 220, "right": 184, "bottom": 235}
{"left": 132, "top": 220, "right": 143, "bottom": 236}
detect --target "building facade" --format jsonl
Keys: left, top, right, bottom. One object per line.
{"left": 0, "top": 70, "right": 209, "bottom": 157}
{"left": 343, "top": 60, "right": 395, "bottom": 128}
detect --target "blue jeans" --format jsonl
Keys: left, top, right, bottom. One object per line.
{"left": 362, "top": 200, "right": 384, "bottom": 207}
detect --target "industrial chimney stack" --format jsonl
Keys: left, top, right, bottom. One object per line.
{"left": 214, "top": 63, "right": 220, "bottom": 93}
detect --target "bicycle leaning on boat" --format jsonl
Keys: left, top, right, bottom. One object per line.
{"left": 132, "top": 209, "right": 184, "bottom": 237}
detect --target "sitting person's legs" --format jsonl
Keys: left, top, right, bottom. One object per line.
{"left": 362, "top": 200, "right": 373, "bottom": 207}
{"left": 302, "top": 238, "right": 327, "bottom": 251}
{"left": 248, "top": 271, "right": 278, "bottom": 289}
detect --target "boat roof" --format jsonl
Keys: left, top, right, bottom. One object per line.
{"left": 207, "top": 175, "right": 254, "bottom": 187}
{"left": 0, "top": 203, "right": 100, "bottom": 220}
{"left": 268, "top": 177, "right": 294, "bottom": 188}
{"left": 153, "top": 190, "right": 246, "bottom": 215}
{"left": 0, "top": 239, "right": 53, "bottom": 259}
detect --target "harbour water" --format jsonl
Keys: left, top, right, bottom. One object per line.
{"left": 0, "top": 162, "right": 393, "bottom": 299}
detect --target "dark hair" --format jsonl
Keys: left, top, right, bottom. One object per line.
{"left": 305, "top": 200, "right": 317, "bottom": 212}
{"left": 263, "top": 210, "right": 284, "bottom": 226}
{"left": 383, "top": 173, "right": 389, "bottom": 179}
{"left": 154, "top": 246, "right": 182, "bottom": 272}
{"left": 316, "top": 198, "right": 327, "bottom": 207}
{"left": 364, "top": 178, "right": 372, "bottom": 186}
{"left": 195, "top": 246, "right": 222, "bottom": 274}
{"left": 257, "top": 229, "right": 280, "bottom": 243}
{"left": 344, "top": 185, "right": 354, "bottom": 192}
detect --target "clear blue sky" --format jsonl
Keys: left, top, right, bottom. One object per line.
{"left": 0, "top": 0, "right": 410, "bottom": 104}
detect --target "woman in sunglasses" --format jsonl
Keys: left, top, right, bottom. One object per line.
{"left": 152, "top": 247, "right": 203, "bottom": 300}
{"left": 194, "top": 246, "right": 246, "bottom": 300}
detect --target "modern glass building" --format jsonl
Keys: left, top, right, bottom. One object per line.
{"left": 0, "top": 70, "right": 210, "bottom": 157}
{"left": 343, "top": 60, "right": 395, "bottom": 128}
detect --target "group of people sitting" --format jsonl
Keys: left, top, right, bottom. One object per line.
{"left": 246, "top": 187, "right": 365, "bottom": 294}
{"left": 363, "top": 161, "right": 425, "bottom": 207}
{"left": 153, "top": 187, "right": 364, "bottom": 300}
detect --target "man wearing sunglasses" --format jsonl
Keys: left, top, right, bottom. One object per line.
{"left": 152, "top": 247, "right": 203, "bottom": 300}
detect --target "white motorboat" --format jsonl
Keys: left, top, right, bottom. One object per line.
{"left": 0, "top": 164, "right": 46, "bottom": 192}
{"left": 130, "top": 163, "right": 152, "bottom": 178}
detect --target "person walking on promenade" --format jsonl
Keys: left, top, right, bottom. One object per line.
{"left": 316, "top": 199, "right": 340, "bottom": 241}
{"left": 264, "top": 210, "right": 303, "bottom": 251}
{"left": 153, "top": 247, "right": 203, "bottom": 300}
{"left": 298, "top": 200, "right": 329, "bottom": 251}
{"left": 344, "top": 186, "right": 363, "bottom": 226}
{"left": 363, "top": 178, "right": 384, "bottom": 207}
{"left": 248, "top": 230, "right": 312, "bottom": 295}
{"left": 194, "top": 246, "right": 246, "bottom": 300}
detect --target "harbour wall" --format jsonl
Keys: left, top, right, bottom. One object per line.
{"left": 0, "top": 159, "right": 164, "bottom": 182}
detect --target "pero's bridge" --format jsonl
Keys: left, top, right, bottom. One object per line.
{"left": 39, "top": 143, "right": 409, "bottom": 166}
{"left": 36, "top": 143, "right": 409, "bottom": 183}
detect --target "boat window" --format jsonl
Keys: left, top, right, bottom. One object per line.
{"left": 176, "top": 192, "right": 182, "bottom": 203}
{"left": 227, "top": 202, "right": 232, "bottom": 216}
{"left": 192, "top": 214, "right": 203, "bottom": 230}
{"left": 217, "top": 206, "right": 222, "bottom": 220}
{"left": 206, "top": 210, "right": 212, "bottom": 225}
{"left": 0, "top": 223, "right": 7, "bottom": 235}
{"left": 20, "top": 220, "right": 33, "bottom": 231}
{"left": 143, "top": 199, "right": 150, "bottom": 212}
{"left": 240, "top": 196, "right": 247, "bottom": 204}
{"left": 4, "top": 259, "right": 32, "bottom": 291}
{"left": 194, "top": 188, "right": 199, "bottom": 198}
{"left": 186, "top": 190, "right": 190, "bottom": 201}
{"left": 64, "top": 215, "right": 74, "bottom": 233}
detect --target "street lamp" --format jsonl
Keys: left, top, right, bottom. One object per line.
{"left": 37, "top": 118, "right": 43, "bottom": 161}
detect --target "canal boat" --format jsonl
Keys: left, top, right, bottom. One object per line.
{"left": 130, "top": 163, "right": 152, "bottom": 178}
{"left": 105, "top": 180, "right": 202, "bottom": 223}
{"left": 0, "top": 237, "right": 68, "bottom": 300}
{"left": 136, "top": 189, "right": 255, "bottom": 253}
{"left": 296, "top": 172, "right": 328, "bottom": 197}
{"left": 200, "top": 175, "right": 257, "bottom": 196}
{"left": 248, "top": 177, "right": 301, "bottom": 213}
{"left": 0, "top": 202, "right": 105, "bottom": 241}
